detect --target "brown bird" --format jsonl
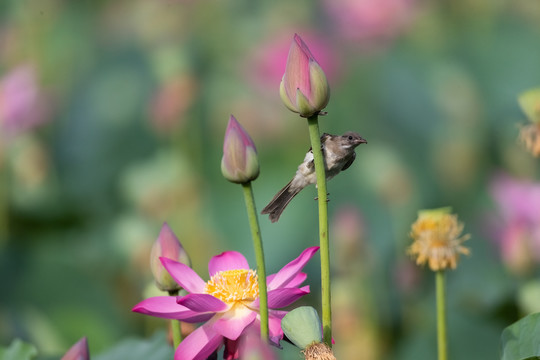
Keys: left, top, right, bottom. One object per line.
{"left": 261, "top": 132, "right": 367, "bottom": 222}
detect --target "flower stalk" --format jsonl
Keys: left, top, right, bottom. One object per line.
{"left": 242, "top": 182, "right": 269, "bottom": 341}
{"left": 408, "top": 207, "right": 470, "bottom": 360}
{"left": 278, "top": 33, "right": 333, "bottom": 345}
{"left": 0, "top": 166, "right": 8, "bottom": 247}
{"left": 221, "top": 115, "right": 268, "bottom": 340}
{"left": 306, "top": 114, "right": 332, "bottom": 346}
{"left": 149, "top": 223, "right": 191, "bottom": 349}
{"left": 168, "top": 290, "right": 183, "bottom": 347}
{"left": 436, "top": 270, "right": 447, "bottom": 360}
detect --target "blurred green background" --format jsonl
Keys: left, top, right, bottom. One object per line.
{"left": 1, "top": 0, "right": 540, "bottom": 359}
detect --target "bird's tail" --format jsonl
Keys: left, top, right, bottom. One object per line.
{"left": 261, "top": 180, "right": 301, "bottom": 223}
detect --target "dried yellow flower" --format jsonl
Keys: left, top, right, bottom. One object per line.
{"left": 517, "top": 88, "right": 540, "bottom": 157}
{"left": 302, "top": 342, "right": 336, "bottom": 360}
{"left": 519, "top": 123, "right": 540, "bottom": 157}
{"left": 408, "top": 207, "right": 470, "bottom": 271}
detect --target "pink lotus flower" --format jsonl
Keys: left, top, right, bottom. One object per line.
{"left": 489, "top": 173, "right": 540, "bottom": 273}
{"left": 323, "top": 0, "right": 415, "bottom": 47}
{"left": 133, "top": 246, "right": 319, "bottom": 360}
{"left": 61, "top": 337, "right": 89, "bottom": 360}
{"left": 279, "top": 34, "right": 330, "bottom": 118}
{"left": 221, "top": 115, "right": 260, "bottom": 184}
{"left": 151, "top": 223, "right": 192, "bottom": 292}
{"left": 0, "top": 64, "right": 48, "bottom": 140}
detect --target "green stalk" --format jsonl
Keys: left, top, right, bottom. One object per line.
{"left": 168, "top": 290, "right": 183, "bottom": 347}
{"left": 242, "top": 182, "right": 269, "bottom": 341}
{"left": 436, "top": 270, "right": 447, "bottom": 360}
{"left": 0, "top": 161, "right": 8, "bottom": 247}
{"left": 306, "top": 114, "right": 332, "bottom": 346}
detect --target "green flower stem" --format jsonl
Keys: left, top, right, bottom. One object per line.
{"left": 168, "top": 290, "right": 183, "bottom": 347}
{"left": 436, "top": 270, "right": 447, "bottom": 360}
{"left": 0, "top": 163, "right": 8, "bottom": 247}
{"left": 242, "top": 182, "right": 269, "bottom": 341}
{"left": 306, "top": 114, "right": 332, "bottom": 347}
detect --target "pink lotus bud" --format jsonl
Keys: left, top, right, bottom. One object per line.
{"left": 150, "top": 223, "right": 191, "bottom": 292}
{"left": 0, "top": 64, "right": 49, "bottom": 140}
{"left": 279, "top": 34, "right": 330, "bottom": 117}
{"left": 221, "top": 115, "right": 260, "bottom": 184}
{"left": 61, "top": 337, "right": 89, "bottom": 360}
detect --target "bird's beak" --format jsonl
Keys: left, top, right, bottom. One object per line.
{"left": 356, "top": 137, "right": 367, "bottom": 145}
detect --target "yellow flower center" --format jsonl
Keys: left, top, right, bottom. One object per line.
{"left": 205, "top": 269, "right": 259, "bottom": 304}
{"left": 408, "top": 213, "right": 470, "bottom": 271}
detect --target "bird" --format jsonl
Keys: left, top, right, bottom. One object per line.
{"left": 261, "top": 131, "right": 367, "bottom": 223}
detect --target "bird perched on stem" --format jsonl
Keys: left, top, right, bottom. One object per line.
{"left": 261, "top": 132, "right": 367, "bottom": 222}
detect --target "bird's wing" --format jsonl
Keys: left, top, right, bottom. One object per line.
{"left": 341, "top": 152, "right": 356, "bottom": 171}
{"left": 320, "top": 133, "right": 331, "bottom": 142}
{"left": 304, "top": 133, "right": 330, "bottom": 172}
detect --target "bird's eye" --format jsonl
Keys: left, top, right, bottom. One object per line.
{"left": 348, "top": 135, "right": 353, "bottom": 140}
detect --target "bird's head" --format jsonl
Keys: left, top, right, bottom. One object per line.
{"left": 340, "top": 132, "right": 367, "bottom": 149}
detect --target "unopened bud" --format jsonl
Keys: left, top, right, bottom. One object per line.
{"left": 150, "top": 223, "right": 191, "bottom": 292}
{"left": 279, "top": 34, "right": 330, "bottom": 118}
{"left": 221, "top": 115, "right": 260, "bottom": 184}
{"left": 61, "top": 337, "right": 89, "bottom": 360}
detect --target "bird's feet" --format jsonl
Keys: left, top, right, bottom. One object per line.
{"left": 314, "top": 193, "right": 330, "bottom": 202}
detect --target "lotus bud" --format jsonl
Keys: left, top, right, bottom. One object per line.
{"left": 279, "top": 34, "right": 330, "bottom": 118}
{"left": 221, "top": 115, "right": 260, "bottom": 184}
{"left": 150, "top": 223, "right": 191, "bottom": 292}
{"left": 61, "top": 337, "right": 89, "bottom": 360}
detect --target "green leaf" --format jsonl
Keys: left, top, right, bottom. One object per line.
{"left": 94, "top": 331, "right": 174, "bottom": 360}
{"left": 501, "top": 312, "right": 540, "bottom": 360}
{"left": 0, "top": 339, "right": 38, "bottom": 360}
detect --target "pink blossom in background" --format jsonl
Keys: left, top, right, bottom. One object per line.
{"left": 332, "top": 205, "right": 365, "bottom": 249}
{"left": 331, "top": 205, "right": 367, "bottom": 273}
{"left": 61, "top": 337, "right": 89, "bottom": 360}
{"left": 491, "top": 173, "right": 540, "bottom": 224}
{"left": 133, "top": 246, "right": 319, "bottom": 360}
{"left": 0, "top": 65, "right": 48, "bottom": 140}
{"left": 323, "top": 0, "right": 416, "bottom": 47}
{"left": 148, "top": 74, "right": 197, "bottom": 133}
{"left": 489, "top": 173, "right": 540, "bottom": 273}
